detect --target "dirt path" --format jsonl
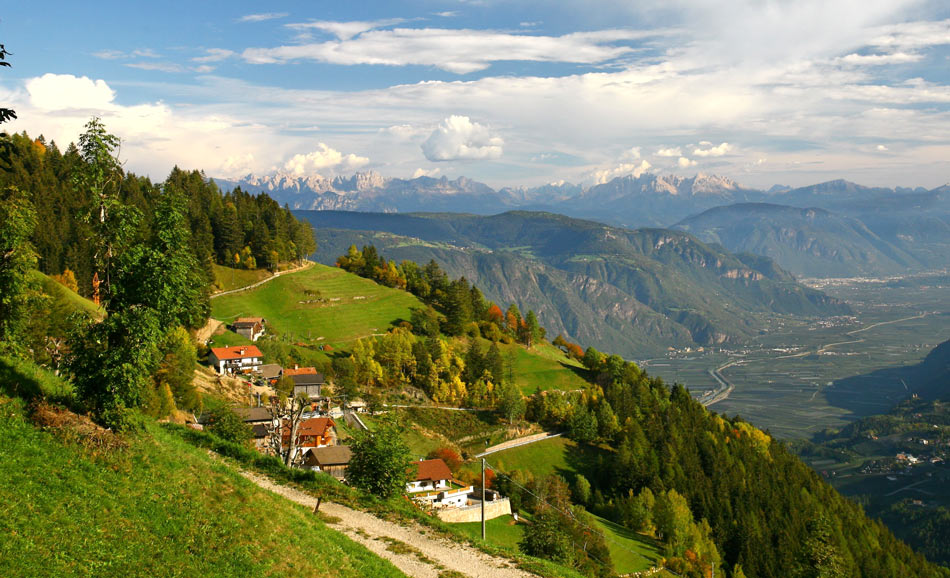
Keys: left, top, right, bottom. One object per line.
{"left": 195, "top": 318, "right": 223, "bottom": 344}
{"left": 475, "top": 432, "right": 561, "bottom": 458}
{"left": 239, "top": 470, "right": 534, "bottom": 578}
{"left": 211, "top": 260, "right": 314, "bottom": 299}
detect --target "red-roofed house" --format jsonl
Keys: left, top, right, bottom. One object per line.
{"left": 282, "top": 417, "right": 337, "bottom": 450}
{"left": 406, "top": 458, "right": 471, "bottom": 509}
{"left": 407, "top": 458, "right": 453, "bottom": 493}
{"left": 209, "top": 345, "right": 263, "bottom": 374}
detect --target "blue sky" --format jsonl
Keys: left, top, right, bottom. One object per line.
{"left": 3, "top": 1, "right": 950, "bottom": 189}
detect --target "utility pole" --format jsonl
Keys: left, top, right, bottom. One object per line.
{"left": 481, "top": 458, "right": 486, "bottom": 540}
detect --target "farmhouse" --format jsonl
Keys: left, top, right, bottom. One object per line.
{"left": 284, "top": 366, "right": 325, "bottom": 399}
{"left": 303, "top": 445, "right": 353, "bottom": 479}
{"left": 231, "top": 317, "right": 265, "bottom": 341}
{"left": 209, "top": 345, "right": 263, "bottom": 374}
{"left": 257, "top": 364, "right": 283, "bottom": 384}
{"left": 283, "top": 417, "right": 337, "bottom": 452}
{"left": 407, "top": 458, "right": 453, "bottom": 493}
{"left": 406, "top": 458, "right": 473, "bottom": 509}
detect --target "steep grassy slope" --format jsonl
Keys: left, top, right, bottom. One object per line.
{"left": 0, "top": 361, "right": 403, "bottom": 578}
{"left": 211, "top": 262, "right": 420, "bottom": 347}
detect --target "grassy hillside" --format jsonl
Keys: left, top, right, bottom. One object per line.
{"left": 212, "top": 263, "right": 273, "bottom": 292}
{"left": 29, "top": 269, "right": 103, "bottom": 318}
{"left": 0, "top": 360, "right": 402, "bottom": 578}
{"left": 211, "top": 262, "right": 420, "bottom": 349}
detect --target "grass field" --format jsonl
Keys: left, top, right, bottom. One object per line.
{"left": 452, "top": 513, "right": 662, "bottom": 574}
{"left": 0, "top": 360, "right": 401, "bottom": 578}
{"left": 30, "top": 270, "right": 103, "bottom": 319}
{"left": 211, "top": 263, "right": 273, "bottom": 292}
{"left": 502, "top": 341, "right": 591, "bottom": 395}
{"left": 211, "top": 263, "right": 421, "bottom": 349}
{"left": 643, "top": 275, "right": 950, "bottom": 439}
{"left": 473, "top": 436, "right": 581, "bottom": 480}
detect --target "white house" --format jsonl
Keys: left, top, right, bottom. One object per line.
{"left": 407, "top": 458, "right": 453, "bottom": 493}
{"left": 209, "top": 345, "right": 264, "bottom": 374}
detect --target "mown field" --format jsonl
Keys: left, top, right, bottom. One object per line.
{"left": 211, "top": 263, "right": 273, "bottom": 293}
{"left": 211, "top": 262, "right": 421, "bottom": 348}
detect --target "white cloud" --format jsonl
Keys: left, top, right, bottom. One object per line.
{"left": 693, "top": 142, "right": 732, "bottom": 157}
{"left": 222, "top": 153, "right": 256, "bottom": 177}
{"left": 193, "top": 48, "right": 236, "bottom": 63}
{"left": 243, "top": 27, "right": 649, "bottom": 73}
{"left": 868, "top": 18, "right": 950, "bottom": 51}
{"left": 589, "top": 160, "right": 652, "bottom": 185}
{"left": 283, "top": 143, "right": 370, "bottom": 175}
{"left": 379, "top": 124, "right": 429, "bottom": 141}
{"left": 26, "top": 73, "right": 115, "bottom": 110}
{"left": 93, "top": 50, "right": 125, "bottom": 60}
{"left": 286, "top": 19, "right": 406, "bottom": 41}
{"left": 132, "top": 48, "right": 160, "bottom": 59}
{"left": 656, "top": 146, "right": 681, "bottom": 157}
{"left": 126, "top": 62, "right": 184, "bottom": 73}
{"left": 621, "top": 146, "right": 641, "bottom": 160}
{"left": 421, "top": 115, "right": 503, "bottom": 161}
{"left": 836, "top": 52, "right": 923, "bottom": 66}
{"left": 239, "top": 12, "right": 288, "bottom": 23}
{"left": 677, "top": 156, "right": 696, "bottom": 168}
{"left": 412, "top": 167, "right": 441, "bottom": 178}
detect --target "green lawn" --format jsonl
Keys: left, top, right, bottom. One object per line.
{"left": 212, "top": 263, "right": 273, "bottom": 292}
{"left": 476, "top": 436, "right": 577, "bottom": 479}
{"left": 0, "top": 359, "right": 402, "bottom": 578}
{"left": 502, "top": 341, "right": 590, "bottom": 395}
{"left": 211, "top": 263, "right": 421, "bottom": 348}
{"left": 30, "top": 270, "right": 103, "bottom": 319}
{"left": 454, "top": 514, "right": 526, "bottom": 549}
{"left": 591, "top": 514, "right": 663, "bottom": 574}
{"left": 452, "top": 513, "right": 662, "bottom": 575}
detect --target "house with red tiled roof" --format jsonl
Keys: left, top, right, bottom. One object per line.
{"left": 407, "top": 458, "right": 454, "bottom": 493}
{"left": 406, "top": 458, "right": 472, "bottom": 509}
{"left": 209, "top": 345, "right": 263, "bottom": 374}
{"left": 282, "top": 417, "right": 337, "bottom": 452}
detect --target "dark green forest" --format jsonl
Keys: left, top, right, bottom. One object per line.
{"left": 0, "top": 129, "right": 315, "bottom": 299}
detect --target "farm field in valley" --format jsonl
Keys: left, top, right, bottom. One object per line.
{"left": 642, "top": 272, "right": 950, "bottom": 438}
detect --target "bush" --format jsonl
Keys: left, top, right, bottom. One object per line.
{"left": 206, "top": 406, "right": 252, "bottom": 444}
{"left": 347, "top": 423, "right": 412, "bottom": 499}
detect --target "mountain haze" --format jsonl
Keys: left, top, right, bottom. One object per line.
{"left": 674, "top": 203, "right": 922, "bottom": 278}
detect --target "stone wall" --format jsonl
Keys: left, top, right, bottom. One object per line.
{"left": 436, "top": 498, "right": 512, "bottom": 523}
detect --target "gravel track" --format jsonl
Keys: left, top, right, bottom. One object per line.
{"left": 240, "top": 470, "right": 535, "bottom": 578}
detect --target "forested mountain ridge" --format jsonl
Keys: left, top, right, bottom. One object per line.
{"left": 0, "top": 131, "right": 316, "bottom": 299}
{"left": 297, "top": 210, "right": 850, "bottom": 356}
{"left": 674, "top": 202, "right": 923, "bottom": 278}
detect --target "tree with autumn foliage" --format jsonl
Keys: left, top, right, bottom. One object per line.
{"left": 427, "top": 447, "right": 463, "bottom": 473}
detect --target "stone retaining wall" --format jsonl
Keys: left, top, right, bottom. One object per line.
{"left": 436, "top": 498, "right": 512, "bottom": 523}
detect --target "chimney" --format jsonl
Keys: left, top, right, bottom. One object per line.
{"left": 294, "top": 364, "right": 299, "bottom": 370}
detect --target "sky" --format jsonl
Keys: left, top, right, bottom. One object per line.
{"left": 2, "top": 1, "right": 950, "bottom": 190}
